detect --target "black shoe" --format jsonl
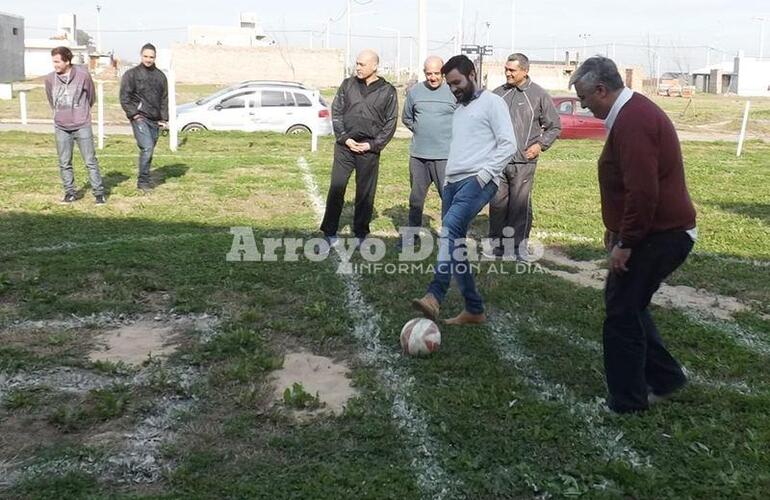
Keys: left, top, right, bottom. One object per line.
{"left": 61, "top": 193, "right": 76, "bottom": 203}
{"left": 95, "top": 195, "right": 107, "bottom": 205}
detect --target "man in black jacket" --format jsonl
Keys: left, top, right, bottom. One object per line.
{"left": 320, "top": 49, "right": 398, "bottom": 247}
{"left": 487, "top": 53, "right": 561, "bottom": 260}
{"left": 120, "top": 43, "right": 168, "bottom": 191}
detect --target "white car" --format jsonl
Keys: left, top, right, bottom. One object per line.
{"left": 176, "top": 81, "right": 333, "bottom": 135}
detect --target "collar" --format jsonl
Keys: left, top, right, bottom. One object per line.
{"left": 605, "top": 87, "right": 634, "bottom": 131}
{"left": 515, "top": 77, "right": 532, "bottom": 91}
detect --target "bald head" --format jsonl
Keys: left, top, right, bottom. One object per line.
{"left": 423, "top": 55, "right": 444, "bottom": 89}
{"left": 355, "top": 49, "right": 380, "bottom": 82}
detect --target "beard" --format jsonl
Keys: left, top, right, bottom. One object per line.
{"left": 454, "top": 82, "right": 476, "bottom": 104}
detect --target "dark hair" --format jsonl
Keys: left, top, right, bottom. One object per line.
{"left": 50, "top": 46, "right": 73, "bottom": 62}
{"left": 506, "top": 52, "right": 530, "bottom": 71}
{"left": 569, "top": 56, "right": 624, "bottom": 91}
{"left": 141, "top": 43, "right": 157, "bottom": 54}
{"left": 441, "top": 55, "right": 476, "bottom": 78}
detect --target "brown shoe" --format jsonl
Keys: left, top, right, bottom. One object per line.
{"left": 411, "top": 293, "right": 440, "bottom": 321}
{"left": 444, "top": 310, "right": 487, "bottom": 325}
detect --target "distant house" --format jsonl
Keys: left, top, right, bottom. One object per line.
{"left": 691, "top": 54, "right": 770, "bottom": 97}
{"left": 24, "top": 14, "right": 92, "bottom": 78}
{"left": 0, "top": 11, "right": 25, "bottom": 83}
{"left": 188, "top": 12, "right": 276, "bottom": 48}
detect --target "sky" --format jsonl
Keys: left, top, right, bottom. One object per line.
{"left": 6, "top": 0, "right": 769, "bottom": 74}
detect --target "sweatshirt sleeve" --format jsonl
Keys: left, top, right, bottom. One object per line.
{"left": 119, "top": 70, "right": 138, "bottom": 119}
{"left": 615, "top": 115, "right": 660, "bottom": 247}
{"left": 332, "top": 82, "right": 352, "bottom": 145}
{"left": 45, "top": 78, "right": 54, "bottom": 109}
{"left": 477, "top": 96, "right": 516, "bottom": 185}
{"left": 538, "top": 92, "right": 561, "bottom": 150}
{"left": 369, "top": 86, "right": 398, "bottom": 153}
{"left": 85, "top": 73, "right": 96, "bottom": 108}
{"left": 401, "top": 89, "right": 415, "bottom": 131}
{"left": 160, "top": 73, "right": 169, "bottom": 122}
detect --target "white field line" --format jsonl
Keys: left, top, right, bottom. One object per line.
{"left": 507, "top": 313, "right": 763, "bottom": 397}
{"left": 297, "top": 156, "right": 458, "bottom": 499}
{"left": 0, "top": 232, "right": 207, "bottom": 259}
{"left": 487, "top": 312, "right": 651, "bottom": 470}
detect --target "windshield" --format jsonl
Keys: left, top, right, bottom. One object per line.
{"left": 195, "top": 85, "right": 240, "bottom": 105}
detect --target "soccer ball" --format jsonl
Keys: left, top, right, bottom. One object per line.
{"left": 400, "top": 318, "right": 441, "bottom": 356}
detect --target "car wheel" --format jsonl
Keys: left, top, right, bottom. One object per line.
{"left": 182, "top": 123, "right": 206, "bottom": 132}
{"left": 286, "top": 125, "right": 311, "bottom": 135}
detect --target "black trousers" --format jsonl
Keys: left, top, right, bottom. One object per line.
{"left": 603, "top": 231, "right": 694, "bottom": 413}
{"left": 407, "top": 157, "right": 446, "bottom": 228}
{"left": 320, "top": 144, "right": 380, "bottom": 238}
{"left": 488, "top": 161, "right": 537, "bottom": 255}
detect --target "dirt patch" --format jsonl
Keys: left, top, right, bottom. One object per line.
{"left": 540, "top": 248, "right": 753, "bottom": 320}
{"left": 271, "top": 350, "right": 358, "bottom": 417}
{"left": 89, "top": 321, "right": 178, "bottom": 366}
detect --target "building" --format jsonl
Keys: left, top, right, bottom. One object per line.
{"left": 0, "top": 12, "right": 25, "bottom": 84}
{"left": 690, "top": 54, "right": 770, "bottom": 96}
{"left": 188, "top": 12, "right": 276, "bottom": 47}
{"left": 690, "top": 61, "right": 736, "bottom": 94}
{"left": 24, "top": 14, "right": 91, "bottom": 78}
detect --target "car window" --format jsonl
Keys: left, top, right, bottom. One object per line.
{"left": 294, "top": 93, "right": 312, "bottom": 107}
{"left": 219, "top": 92, "right": 254, "bottom": 109}
{"left": 261, "top": 90, "right": 294, "bottom": 107}
{"left": 557, "top": 101, "right": 574, "bottom": 115}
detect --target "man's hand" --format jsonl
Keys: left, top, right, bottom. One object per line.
{"left": 345, "top": 139, "right": 371, "bottom": 153}
{"left": 158, "top": 121, "right": 168, "bottom": 129}
{"left": 609, "top": 245, "right": 631, "bottom": 274}
{"left": 525, "top": 143, "right": 542, "bottom": 160}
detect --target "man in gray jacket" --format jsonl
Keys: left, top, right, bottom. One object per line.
{"left": 45, "top": 47, "right": 105, "bottom": 204}
{"left": 400, "top": 56, "right": 456, "bottom": 250}
{"left": 120, "top": 43, "right": 168, "bottom": 191}
{"left": 488, "top": 53, "right": 560, "bottom": 259}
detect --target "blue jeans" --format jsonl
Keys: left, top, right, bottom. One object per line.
{"left": 427, "top": 176, "right": 498, "bottom": 314}
{"left": 131, "top": 117, "right": 160, "bottom": 186}
{"left": 54, "top": 126, "right": 104, "bottom": 196}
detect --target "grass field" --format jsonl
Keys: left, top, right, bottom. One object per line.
{"left": 0, "top": 130, "right": 768, "bottom": 499}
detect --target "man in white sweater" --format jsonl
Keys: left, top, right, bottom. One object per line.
{"left": 412, "top": 55, "right": 516, "bottom": 325}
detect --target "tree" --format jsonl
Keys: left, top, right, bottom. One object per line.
{"left": 76, "top": 29, "right": 93, "bottom": 47}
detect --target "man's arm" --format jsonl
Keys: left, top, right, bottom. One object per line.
{"left": 332, "top": 81, "right": 352, "bottom": 145}
{"left": 44, "top": 78, "right": 54, "bottom": 109}
{"left": 538, "top": 92, "right": 562, "bottom": 150}
{"left": 368, "top": 87, "right": 398, "bottom": 153}
{"left": 119, "top": 70, "right": 139, "bottom": 119}
{"left": 477, "top": 97, "right": 516, "bottom": 185}
{"left": 615, "top": 118, "right": 660, "bottom": 248}
{"left": 160, "top": 73, "right": 169, "bottom": 122}
{"left": 85, "top": 73, "right": 96, "bottom": 108}
{"left": 401, "top": 89, "right": 415, "bottom": 131}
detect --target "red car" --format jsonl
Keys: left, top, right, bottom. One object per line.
{"left": 552, "top": 97, "right": 606, "bottom": 139}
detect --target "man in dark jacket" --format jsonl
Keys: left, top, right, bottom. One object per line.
{"left": 320, "top": 49, "right": 398, "bottom": 247}
{"left": 487, "top": 53, "right": 561, "bottom": 260}
{"left": 120, "top": 43, "right": 168, "bottom": 191}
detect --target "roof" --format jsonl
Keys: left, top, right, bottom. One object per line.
{"left": 691, "top": 61, "right": 735, "bottom": 75}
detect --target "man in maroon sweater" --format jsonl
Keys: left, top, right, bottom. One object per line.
{"left": 569, "top": 57, "right": 697, "bottom": 413}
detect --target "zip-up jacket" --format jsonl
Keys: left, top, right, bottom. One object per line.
{"left": 332, "top": 76, "right": 397, "bottom": 153}
{"left": 120, "top": 64, "right": 169, "bottom": 122}
{"left": 493, "top": 78, "right": 561, "bottom": 163}
{"left": 44, "top": 64, "right": 95, "bottom": 131}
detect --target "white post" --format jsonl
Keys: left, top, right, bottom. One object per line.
{"left": 736, "top": 100, "right": 751, "bottom": 157}
{"left": 418, "top": 0, "right": 427, "bottom": 81}
{"left": 168, "top": 66, "right": 178, "bottom": 152}
{"left": 396, "top": 31, "right": 401, "bottom": 83}
{"left": 456, "top": 0, "right": 464, "bottom": 54}
{"left": 97, "top": 81, "right": 104, "bottom": 149}
{"left": 19, "top": 91, "right": 27, "bottom": 125}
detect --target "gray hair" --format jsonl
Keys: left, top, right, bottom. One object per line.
{"left": 569, "top": 56, "right": 624, "bottom": 91}
{"left": 506, "top": 52, "right": 529, "bottom": 71}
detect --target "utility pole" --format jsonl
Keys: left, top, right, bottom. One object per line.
{"left": 346, "top": 0, "right": 352, "bottom": 75}
{"left": 378, "top": 27, "right": 401, "bottom": 83}
{"left": 456, "top": 0, "right": 464, "bottom": 54}
{"left": 578, "top": 33, "right": 591, "bottom": 63}
{"left": 754, "top": 16, "right": 767, "bottom": 59}
{"left": 510, "top": 0, "right": 516, "bottom": 54}
{"left": 96, "top": 4, "right": 102, "bottom": 53}
{"left": 418, "top": 0, "right": 427, "bottom": 80}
